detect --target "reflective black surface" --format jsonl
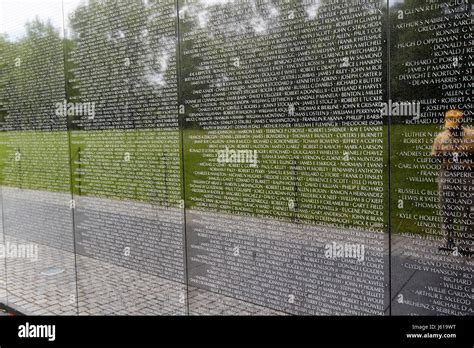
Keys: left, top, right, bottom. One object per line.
{"left": 0, "top": 0, "right": 471, "bottom": 315}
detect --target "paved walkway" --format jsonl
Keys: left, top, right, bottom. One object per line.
{"left": 1, "top": 186, "right": 471, "bottom": 316}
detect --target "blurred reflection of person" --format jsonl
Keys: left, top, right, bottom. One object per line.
{"left": 431, "top": 109, "right": 474, "bottom": 256}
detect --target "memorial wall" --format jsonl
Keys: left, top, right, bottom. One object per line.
{"left": 180, "top": 0, "right": 388, "bottom": 315}
{"left": 0, "top": 0, "right": 471, "bottom": 316}
{"left": 390, "top": 0, "right": 473, "bottom": 315}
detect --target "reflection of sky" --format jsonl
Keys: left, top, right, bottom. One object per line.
{"left": 389, "top": 0, "right": 404, "bottom": 6}
{"left": 0, "top": 0, "right": 83, "bottom": 41}
{"left": 199, "top": 0, "right": 235, "bottom": 5}
{"left": 1, "top": 0, "right": 62, "bottom": 40}
{"left": 62, "top": 0, "right": 85, "bottom": 30}
{"left": 1, "top": 0, "right": 407, "bottom": 41}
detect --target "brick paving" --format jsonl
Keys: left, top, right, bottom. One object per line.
{"left": 0, "top": 187, "right": 292, "bottom": 315}
{"left": 5, "top": 188, "right": 466, "bottom": 316}
{"left": 0, "top": 235, "right": 282, "bottom": 315}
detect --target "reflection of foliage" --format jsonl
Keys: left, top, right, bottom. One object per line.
{"left": 389, "top": 0, "right": 471, "bottom": 124}
{"left": 389, "top": 0, "right": 440, "bottom": 102}
{"left": 0, "top": 35, "right": 12, "bottom": 126}
{"left": 179, "top": 0, "right": 387, "bottom": 129}
{"left": 67, "top": 0, "right": 178, "bottom": 130}
{"left": 1, "top": 18, "right": 65, "bottom": 131}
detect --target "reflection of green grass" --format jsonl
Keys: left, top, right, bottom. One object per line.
{"left": 0, "top": 131, "right": 71, "bottom": 192}
{"left": 69, "top": 129, "right": 182, "bottom": 205}
{"left": 0, "top": 129, "right": 183, "bottom": 206}
{"left": 0, "top": 134, "right": 9, "bottom": 185}
{"left": 183, "top": 126, "right": 390, "bottom": 231}
{"left": 390, "top": 124, "right": 441, "bottom": 235}
{"left": 391, "top": 125, "right": 440, "bottom": 233}
{"left": 0, "top": 125, "right": 443, "bottom": 234}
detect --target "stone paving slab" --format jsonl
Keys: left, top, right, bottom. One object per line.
{"left": 0, "top": 234, "right": 280, "bottom": 315}
{"left": 1, "top": 187, "right": 468, "bottom": 316}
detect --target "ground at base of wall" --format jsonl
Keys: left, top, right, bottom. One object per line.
{"left": 0, "top": 303, "right": 23, "bottom": 316}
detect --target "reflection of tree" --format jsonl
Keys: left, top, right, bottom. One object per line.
{"left": 66, "top": 0, "right": 178, "bottom": 130}
{"left": 179, "top": 0, "right": 389, "bottom": 230}
{"left": 389, "top": 0, "right": 471, "bottom": 124}
{"left": 390, "top": 0, "right": 440, "bottom": 102}
{"left": 1, "top": 19, "right": 65, "bottom": 131}
{"left": 179, "top": 0, "right": 306, "bottom": 129}
{"left": 179, "top": 0, "right": 387, "bottom": 129}
{"left": 0, "top": 35, "right": 12, "bottom": 126}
